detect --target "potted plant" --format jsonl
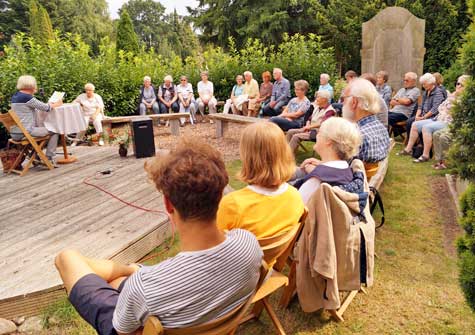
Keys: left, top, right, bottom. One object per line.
{"left": 111, "top": 126, "right": 132, "bottom": 157}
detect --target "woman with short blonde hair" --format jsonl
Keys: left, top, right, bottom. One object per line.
{"left": 217, "top": 122, "right": 305, "bottom": 239}
{"left": 73, "top": 82, "right": 105, "bottom": 145}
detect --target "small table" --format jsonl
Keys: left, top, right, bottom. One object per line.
{"left": 44, "top": 103, "right": 88, "bottom": 164}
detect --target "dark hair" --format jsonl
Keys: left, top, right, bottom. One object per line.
{"left": 360, "top": 72, "right": 377, "bottom": 86}
{"left": 145, "top": 139, "right": 229, "bottom": 221}
{"left": 345, "top": 70, "right": 358, "bottom": 79}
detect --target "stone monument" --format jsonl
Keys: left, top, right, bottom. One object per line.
{"left": 361, "top": 7, "right": 425, "bottom": 91}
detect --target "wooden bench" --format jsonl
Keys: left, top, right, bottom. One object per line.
{"left": 102, "top": 113, "right": 191, "bottom": 137}
{"left": 208, "top": 113, "right": 264, "bottom": 138}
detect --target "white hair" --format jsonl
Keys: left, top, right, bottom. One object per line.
{"left": 348, "top": 78, "right": 381, "bottom": 114}
{"left": 84, "top": 83, "right": 95, "bottom": 91}
{"left": 143, "top": 76, "right": 151, "bottom": 82}
{"left": 17, "top": 75, "right": 37, "bottom": 90}
{"left": 164, "top": 75, "right": 173, "bottom": 82}
{"left": 320, "top": 73, "right": 330, "bottom": 81}
{"left": 273, "top": 68, "right": 283, "bottom": 75}
{"left": 420, "top": 73, "right": 436, "bottom": 85}
{"left": 319, "top": 117, "right": 361, "bottom": 160}
{"left": 458, "top": 74, "right": 470, "bottom": 84}
{"left": 316, "top": 90, "right": 331, "bottom": 101}
{"left": 243, "top": 71, "right": 253, "bottom": 78}
{"left": 405, "top": 72, "right": 417, "bottom": 81}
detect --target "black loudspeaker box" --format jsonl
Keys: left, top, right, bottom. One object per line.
{"left": 131, "top": 118, "right": 156, "bottom": 158}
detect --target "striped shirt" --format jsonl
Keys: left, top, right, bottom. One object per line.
{"left": 10, "top": 91, "right": 51, "bottom": 136}
{"left": 112, "top": 229, "right": 263, "bottom": 333}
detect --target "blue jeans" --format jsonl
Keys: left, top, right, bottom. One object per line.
{"left": 413, "top": 119, "right": 448, "bottom": 134}
{"left": 159, "top": 101, "right": 179, "bottom": 114}
{"left": 269, "top": 117, "right": 301, "bottom": 131}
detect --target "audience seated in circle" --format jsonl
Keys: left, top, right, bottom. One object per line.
{"left": 196, "top": 71, "right": 218, "bottom": 123}
{"left": 399, "top": 74, "right": 470, "bottom": 163}
{"left": 54, "top": 140, "right": 263, "bottom": 335}
{"left": 286, "top": 90, "right": 336, "bottom": 153}
{"left": 74, "top": 83, "right": 105, "bottom": 146}
{"left": 10, "top": 75, "right": 63, "bottom": 166}
{"left": 341, "top": 78, "right": 390, "bottom": 179}
{"left": 388, "top": 72, "right": 420, "bottom": 128}
{"left": 262, "top": 68, "right": 291, "bottom": 117}
{"left": 158, "top": 75, "right": 179, "bottom": 115}
{"left": 138, "top": 76, "right": 159, "bottom": 115}
{"left": 223, "top": 75, "right": 246, "bottom": 115}
{"left": 217, "top": 122, "right": 304, "bottom": 239}
{"left": 269, "top": 79, "right": 311, "bottom": 131}
{"left": 292, "top": 117, "right": 362, "bottom": 204}
{"left": 403, "top": 73, "right": 446, "bottom": 140}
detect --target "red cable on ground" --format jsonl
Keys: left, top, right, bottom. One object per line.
{"left": 83, "top": 172, "right": 175, "bottom": 262}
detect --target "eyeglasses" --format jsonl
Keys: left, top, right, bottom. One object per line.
{"left": 456, "top": 82, "right": 463, "bottom": 87}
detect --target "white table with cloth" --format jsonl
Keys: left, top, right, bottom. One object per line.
{"left": 42, "top": 103, "right": 88, "bottom": 164}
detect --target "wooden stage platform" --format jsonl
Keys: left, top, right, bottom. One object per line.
{"left": 0, "top": 145, "right": 170, "bottom": 319}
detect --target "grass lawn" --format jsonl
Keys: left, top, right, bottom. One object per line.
{"left": 42, "top": 142, "right": 475, "bottom": 334}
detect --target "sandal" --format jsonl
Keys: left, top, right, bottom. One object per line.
{"left": 435, "top": 163, "right": 447, "bottom": 170}
{"left": 413, "top": 156, "right": 430, "bottom": 163}
{"left": 396, "top": 149, "right": 412, "bottom": 156}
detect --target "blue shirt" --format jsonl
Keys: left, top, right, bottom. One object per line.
{"left": 318, "top": 84, "right": 334, "bottom": 99}
{"left": 357, "top": 115, "right": 390, "bottom": 163}
{"left": 271, "top": 77, "right": 291, "bottom": 104}
{"left": 232, "top": 84, "right": 244, "bottom": 97}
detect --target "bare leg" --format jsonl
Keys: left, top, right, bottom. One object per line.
{"left": 422, "top": 128, "right": 433, "bottom": 158}
{"left": 405, "top": 124, "right": 419, "bottom": 152}
{"left": 55, "top": 249, "right": 139, "bottom": 295}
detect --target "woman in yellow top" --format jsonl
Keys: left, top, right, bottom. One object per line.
{"left": 217, "top": 122, "right": 305, "bottom": 239}
{"left": 242, "top": 71, "right": 260, "bottom": 117}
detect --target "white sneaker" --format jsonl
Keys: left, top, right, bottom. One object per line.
{"left": 210, "top": 119, "right": 214, "bottom": 124}
{"left": 99, "top": 139, "right": 104, "bottom": 146}
{"left": 71, "top": 141, "right": 77, "bottom": 147}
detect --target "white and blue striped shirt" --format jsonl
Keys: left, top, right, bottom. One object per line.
{"left": 112, "top": 229, "right": 263, "bottom": 334}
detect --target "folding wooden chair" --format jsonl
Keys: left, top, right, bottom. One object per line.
{"left": 0, "top": 110, "right": 53, "bottom": 176}
{"left": 279, "top": 201, "right": 368, "bottom": 323}
{"left": 238, "top": 208, "right": 308, "bottom": 335}
{"left": 142, "top": 260, "right": 272, "bottom": 335}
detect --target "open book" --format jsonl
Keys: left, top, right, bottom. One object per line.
{"left": 48, "top": 91, "right": 65, "bottom": 103}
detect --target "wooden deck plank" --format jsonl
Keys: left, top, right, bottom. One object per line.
{"left": 0, "top": 145, "right": 171, "bottom": 318}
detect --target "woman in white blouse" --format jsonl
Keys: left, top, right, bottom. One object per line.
{"left": 74, "top": 83, "right": 105, "bottom": 146}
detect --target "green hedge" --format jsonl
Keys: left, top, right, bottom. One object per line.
{"left": 0, "top": 32, "right": 336, "bottom": 116}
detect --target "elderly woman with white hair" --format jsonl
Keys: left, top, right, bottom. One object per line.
{"left": 73, "top": 83, "right": 105, "bottom": 146}
{"left": 158, "top": 75, "right": 179, "bottom": 115}
{"left": 403, "top": 72, "right": 445, "bottom": 141}
{"left": 318, "top": 73, "right": 334, "bottom": 100}
{"left": 399, "top": 74, "right": 470, "bottom": 163}
{"left": 293, "top": 117, "right": 362, "bottom": 204}
{"left": 10, "top": 75, "right": 62, "bottom": 164}
{"left": 286, "top": 90, "right": 336, "bottom": 153}
{"left": 138, "top": 76, "right": 159, "bottom": 115}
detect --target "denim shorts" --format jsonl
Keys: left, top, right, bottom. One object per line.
{"left": 69, "top": 274, "right": 128, "bottom": 335}
{"left": 414, "top": 119, "right": 448, "bottom": 134}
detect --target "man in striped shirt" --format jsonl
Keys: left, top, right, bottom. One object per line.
{"left": 55, "top": 140, "right": 263, "bottom": 335}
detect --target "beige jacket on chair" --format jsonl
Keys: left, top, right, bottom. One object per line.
{"left": 296, "top": 159, "right": 375, "bottom": 312}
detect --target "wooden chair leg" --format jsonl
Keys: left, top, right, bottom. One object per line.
{"left": 279, "top": 261, "right": 297, "bottom": 308}
{"left": 8, "top": 145, "right": 29, "bottom": 174}
{"left": 20, "top": 149, "right": 36, "bottom": 176}
{"left": 34, "top": 140, "right": 53, "bottom": 170}
{"left": 329, "top": 290, "right": 358, "bottom": 322}
{"left": 240, "top": 300, "right": 265, "bottom": 324}
{"left": 262, "top": 298, "right": 286, "bottom": 335}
